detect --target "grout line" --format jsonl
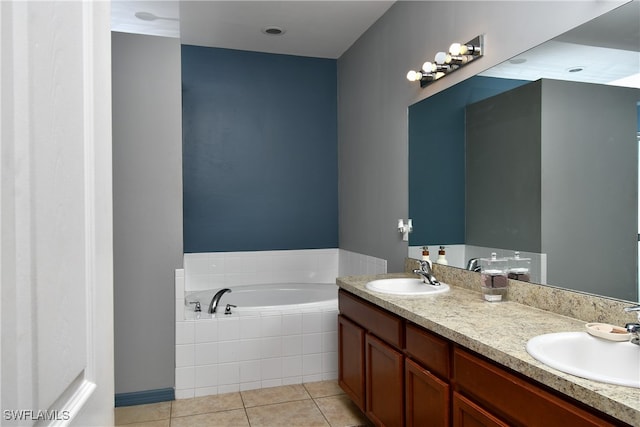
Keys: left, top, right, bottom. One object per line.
{"left": 311, "top": 396, "right": 333, "bottom": 427}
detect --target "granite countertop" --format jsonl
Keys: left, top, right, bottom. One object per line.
{"left": 336, "top": 273, "right": 640, "bottom": 426}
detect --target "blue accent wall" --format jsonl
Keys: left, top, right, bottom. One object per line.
{"left": 182, "top": 46, "right": 338, "bottom": 252}
{"left": 409, "top": 76, "right": 529, "bottom": 246}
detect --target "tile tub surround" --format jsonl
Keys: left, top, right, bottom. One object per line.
{"left": 338, "top": 271, "right": 640, "bottom": 426}
{"left": 183, "top": 249, "right": 386, "bottom": 293}
{"left": 175, "top": 306, "right": 339, "bottom": 399}
{"left": 175, "top": 249, "right": 386, "bottom": 400}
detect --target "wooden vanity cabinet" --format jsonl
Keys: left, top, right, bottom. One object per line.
{"left": 337, "top": 314, "right": 365, "bottom": 410}
{"left": 453, "top": 347, "right": 621, "bottom": 427}
{"left": 452, "top": 392, "right": 510, "bottom": 427}
{"left": 405, "top": 358, "right": 450, "bottom": 427}
{"left": 366, "top": 333, "right": 405, "bottom": 427}
{"left": 339, "top": 290, "right": 448, "bottom": 427}
{"left": 338, "top": 289, "right": 631, "bottom": 427}
{"left": 339, "top": 290, "right": 405, "bottom": 426}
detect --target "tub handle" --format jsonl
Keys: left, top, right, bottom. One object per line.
{"left": 189, "top": 301, "right": 201, "bottom": 312}
{"left": 224, "top": 304, "right": 237, "bottom": 315}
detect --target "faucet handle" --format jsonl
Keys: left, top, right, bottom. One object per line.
{"left": 418, "top": 259, "right": 432, "bottom": 271}
{"left": 189, "top": 301, "right": 202, "bottom": 312}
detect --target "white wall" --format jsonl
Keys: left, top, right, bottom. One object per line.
{"left": 337, "top": 0, "right": 624, "bottom": 272}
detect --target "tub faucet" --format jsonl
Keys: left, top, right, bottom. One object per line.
{"left": 209, "top": 288, "right": 232, "bottom": 314}
{"left": 413, "top": 260, "right": 440, "bottom": 286}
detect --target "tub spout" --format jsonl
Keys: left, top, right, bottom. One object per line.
{"left": 209, "top": 288, "right": 232, "bottom": 314}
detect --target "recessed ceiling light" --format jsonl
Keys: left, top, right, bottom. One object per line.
{"left": 262, "top": 26, "right": 285, "bottom": 36}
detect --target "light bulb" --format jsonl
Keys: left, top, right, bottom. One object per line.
{"left": 449, "top": 42, "right": 471, "bottom": 56}
{"left": 434, "top": 51, "right": 451, "bottom": 65}
{"left": 406, "top": 70, "right": 423, "bottom": 82}
{"left": 422, "top": 61, "right": 436, "bottom": 72}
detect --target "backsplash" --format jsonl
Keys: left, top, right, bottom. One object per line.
{"left": 406, "top": 258, "right": 636, "bottom": 327}
{"left": 409, "top": 244, "right": 547, "bottom": 284}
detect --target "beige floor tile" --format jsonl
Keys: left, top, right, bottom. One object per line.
{"left": 115, "top": 420, "right": 170, "bottom": 427}
{"left": 115, "top": 402, "right": 171, "bottom": 425}
{"left": 314, "top": 395, "right": 372, "bottom": 427}
{"left": 170, "top": 409, "right": 249, "bottom": 427}
{"left": 241, "top": 384, "right": 310, "bottom": 408}
{"left": 171, "top": 392, "right": 243, "bottom": 418}
{"left": 246, "top": 400, "right": 329, "bottom": 427}
{"left": 303, "top": 380, "right": 345, "bottom": 398}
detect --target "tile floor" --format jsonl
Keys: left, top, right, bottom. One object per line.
{"left": 115, "top": 380, "right": 372, "bottom": 427}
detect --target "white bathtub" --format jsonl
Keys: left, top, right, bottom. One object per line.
{"left": 176, "top": 281, "right": 340, "bottom": 398}
{"left": 185, "top": 282, "right": 338, "bottom": 316}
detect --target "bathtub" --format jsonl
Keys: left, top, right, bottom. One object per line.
{"left": 175, "top": 281, "right": 340, "bottom": 398}
{"left": 185, "top": 282, "right": 338, "bottom": 316}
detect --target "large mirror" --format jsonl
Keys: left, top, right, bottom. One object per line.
{"left": 409, "top": 0, "right": 640, "bottom": 302}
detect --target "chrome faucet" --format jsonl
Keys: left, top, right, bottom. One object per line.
{"left": 209, "top": 288, "right": 232, "bottom": 314}
{"left": 466, "top": 258, "right": 481, "bottom": 272}
{"left": 624, "top": 305, "right": 640, "bottom": 345}
{"left": 413, "top": 260, "right": 440, "bottom": 286}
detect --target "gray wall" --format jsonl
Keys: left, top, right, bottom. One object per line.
{"left": 465, "top": 81, "right": 543, "bottom": 252}
{"left": 337, "top": 1, "right": 623, "bottom": 272}
{"left": 112, "top": 32, "right": 183, "bottom": 394}
{"left": 464, "top": 79, "right": 639, "bottom": 301}
{"left": 541, "top": 80, "right": 639, "bottom": 300}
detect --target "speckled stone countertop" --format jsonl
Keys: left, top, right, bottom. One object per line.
{"left": 336, "top": 267, "right": 640, "bottom": 426}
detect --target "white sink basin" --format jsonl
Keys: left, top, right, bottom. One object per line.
{"left": 365, "top": 278, "right": 450, "bottom": 295}
{"left": 526, "top": 332, "right": 640, "bottom": 388}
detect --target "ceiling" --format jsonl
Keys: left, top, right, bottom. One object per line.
{"left": 111, "top": 0, "right": 638, "bottom": 86}
{"left": 479, "top": 0, "right": 640, "bottom": 88}
{"left": 111, "top": 1, "right": 395, "bottom": 59}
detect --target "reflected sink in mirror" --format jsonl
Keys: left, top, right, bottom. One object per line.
{"left": 365, "top": 278, "right": 450, "bottom": 295}
{"left": 526, "top": 332, "right": 640, "bottom": 388}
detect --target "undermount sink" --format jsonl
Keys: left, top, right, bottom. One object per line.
{"left": 526, "top": 332, "right": 640, "bottom": 388}
{"left": 365, "top": 278, "right": 450, "bottom": 295}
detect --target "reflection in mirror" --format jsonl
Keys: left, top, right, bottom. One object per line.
{"left": 408, "top": 1, "right": 640, "bottom": 302}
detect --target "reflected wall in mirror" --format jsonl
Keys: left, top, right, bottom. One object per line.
{"left": 409, "top": 0, "right": 640, "bottom": 302}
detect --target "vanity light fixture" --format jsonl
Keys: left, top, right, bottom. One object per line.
{"left": 407, "top": 35, "right": 484, "bottom": 88}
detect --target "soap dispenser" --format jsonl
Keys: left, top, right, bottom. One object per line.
{"left": 435, "top": 246, "right": 448, "bottom": 265}
{"left": 421, "top": 246, "right": 432, "bottom": 268}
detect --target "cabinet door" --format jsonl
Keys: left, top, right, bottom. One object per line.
{"left": 405, "top": 358, "right": 450, "bottom": 427}
{"left": 338, "top": 314, "right": 366, "bottom": 410}
{"left": 366, "top": 333, "right": 404, "bottom": 427}
{"left": 453, "top": 392, "right": 510, "bottom": 427}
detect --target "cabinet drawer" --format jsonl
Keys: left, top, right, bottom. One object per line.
{"left": 405, "top": 323, "right": 450, "bottom": 378}
{"left": 453, "top": 347, "right": 619, "bottom": 427}
{"left": 339, "top": 290, "right": 403, "bottom": 348}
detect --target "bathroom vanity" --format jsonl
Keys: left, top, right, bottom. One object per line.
{"left": 336, "top": 268, "right": 639, "bottom": 427}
